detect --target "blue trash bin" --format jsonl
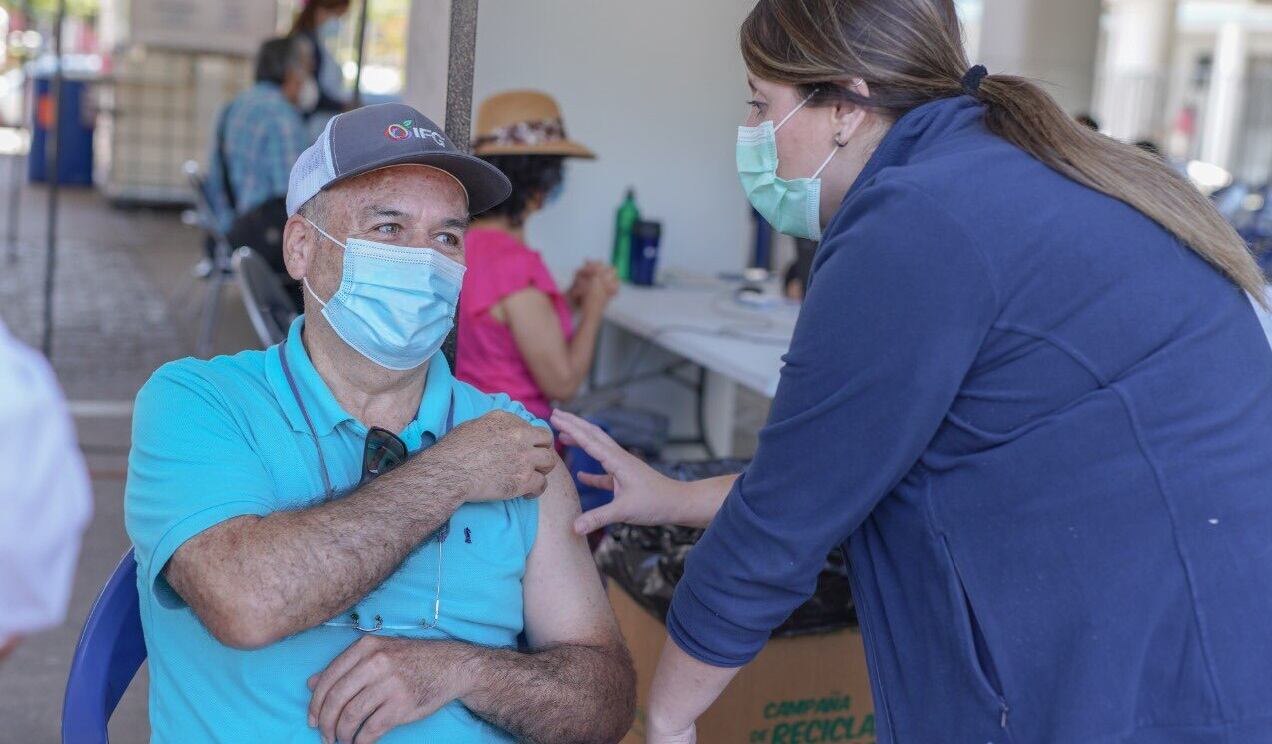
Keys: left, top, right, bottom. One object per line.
{"left": 29, "top": 75, "right": 94, "bottom": 186}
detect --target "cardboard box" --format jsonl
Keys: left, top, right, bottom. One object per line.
{"left": 610, "top": 584, "right": 877, "bottom": 744}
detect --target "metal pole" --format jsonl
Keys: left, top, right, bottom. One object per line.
{"left": 41, "top": 0, "right": 66, "bottom": 358}
{"left": 441, "top": 0, "right": 478, "bottom": 369}
{"left": 5, "top": 103, "right": 22, "bottom": 264}
{"left": 351, "top": 0, "right": 370, "bottom": 108}
{"left": 5, "top": 0, "right": 32, "bottom": 264}
{"left": 444, "top": 0, "right": 478, "bottom": 151}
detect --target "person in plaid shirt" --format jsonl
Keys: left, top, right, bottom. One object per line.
{"left": 206, "top": 36, "right": 317, "bottom": 235}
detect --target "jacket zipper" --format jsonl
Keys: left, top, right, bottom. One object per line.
{"left": 939, "top": 536, "right": 1011, "bottom": 738}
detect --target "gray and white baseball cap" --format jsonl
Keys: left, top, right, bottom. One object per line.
{"left": 286, "top": 103, "right": 512, "bottom": 217}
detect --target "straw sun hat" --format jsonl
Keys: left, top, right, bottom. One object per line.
{"left": 472, "top": 90, "right": 595, "bottom": 159}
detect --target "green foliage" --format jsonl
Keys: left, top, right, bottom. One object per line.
{"left": 20, "top": 0, "right": 100, "bottom": 19}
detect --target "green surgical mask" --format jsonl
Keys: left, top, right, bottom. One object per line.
{"left": 737, "top": 91, "right": 840, "bottom": 241}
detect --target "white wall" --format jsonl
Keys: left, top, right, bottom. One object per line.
{"left": 472, "top": 0, "right": 757, "bottom": 283}
{"left": 979, "top": 0, "right": 1102, "bottom": 114}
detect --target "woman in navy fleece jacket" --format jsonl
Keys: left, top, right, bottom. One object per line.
{"left": 554, "top": 0, "right": 1272, "bottom": 742}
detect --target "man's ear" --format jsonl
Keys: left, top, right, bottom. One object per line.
{"left": 282, "top": 214, "right": 315, "bottom": 282}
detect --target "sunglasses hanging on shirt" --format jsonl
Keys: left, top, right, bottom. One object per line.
{"left": 278, "top": 337, "right": 454, "bottom": 634}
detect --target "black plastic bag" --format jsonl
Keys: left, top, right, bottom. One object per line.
{"left": 597, "top": 459, "right": 857, "bottom": 638}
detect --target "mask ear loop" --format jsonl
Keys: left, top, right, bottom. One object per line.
{"left": 774, "top": 88, "right": 820, "bottom": 133}
{"left": 301, "top": 215, "right": 344, "bottom": 248}
{"left": 812, "top": 133, "right": 849, "bottom": 179}
{"left": 303, "top": 277, "right": 328, "bottom": 309}
{"left": 301, "top": 215, "right": 341, "bottom": 309}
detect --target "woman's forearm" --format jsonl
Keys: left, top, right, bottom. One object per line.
{"left": 647, "top": 636, "right": 741, "bottom": 740}
{"left": 566, "top": 307, "right": 605, "bottom": 393}
{"left": 677, "top": 474, "right": 737, "bottom": 529}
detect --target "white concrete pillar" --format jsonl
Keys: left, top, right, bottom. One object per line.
{"left": 977, "top": 0, "right": 1102, "bottom": 115}
{"left": 1201, "top": 18, "right": 1248, "bottom": 171}
{"left": 401, "top": 0, "right": 452, "bottom": 123}
{"left": 1099, "top": 0, "right": 1179, "bottom": 141}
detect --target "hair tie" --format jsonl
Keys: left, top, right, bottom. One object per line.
{"left": 962, "top": 65, "right": 989, "bottom": 96}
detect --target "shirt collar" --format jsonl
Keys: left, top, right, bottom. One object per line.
{"left": 412, "top": 352, "right": 457, "bottom": 441}
{"left": 842, "top": 96, "right": 984, "bottom": 207}
{"left": 266, "top": 316, "right": 456, "bottom": 440}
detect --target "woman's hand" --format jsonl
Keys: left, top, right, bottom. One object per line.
{"left": 646, "top": 722, "right": 697, "bottom": 743}
{"left": 551, "top": 409, "right": 698, "bottom": 534}
{"left": 569, "top": 261, "right": 619, "bottom": 313}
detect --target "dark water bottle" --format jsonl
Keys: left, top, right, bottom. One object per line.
{"left": 629, "top": 220, "right": 662, "bottom": 286}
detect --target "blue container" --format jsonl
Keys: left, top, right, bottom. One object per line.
{"left": 30, "top": 76, "right": 94, "bottom": 185}
{"left": 629, "top": 220, "right": 662, "bottom": 286}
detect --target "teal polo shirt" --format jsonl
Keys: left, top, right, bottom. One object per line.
{"left": 125, "top": 317, "right": 541, "bottom": 743}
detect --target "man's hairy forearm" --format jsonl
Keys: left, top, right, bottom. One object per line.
{"left": 461, "top": 641, "right": 635, "bottom": 744}
{"left": 167, "top": 453, "right": 468, "bottom": 648}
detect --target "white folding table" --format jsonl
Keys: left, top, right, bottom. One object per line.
{"left": 596, "top": 277, "right": 798, "bottom": 457}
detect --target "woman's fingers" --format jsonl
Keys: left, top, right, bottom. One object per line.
{"left": 578, "top": 471, "right": 615, "bottom": 490}
{"left": 574, "top": 502, "right": 623, "bottom": 535}
{"left": 550, "top": 410, "right": 631, "bottom": 472}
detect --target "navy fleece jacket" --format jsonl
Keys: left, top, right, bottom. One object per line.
{"left": 667, "top": 96, "right": 1272, "bottom": 743}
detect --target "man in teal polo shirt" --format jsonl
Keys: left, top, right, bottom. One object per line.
{"left": 125, "top": 103, "right": 634, "bottom": 743}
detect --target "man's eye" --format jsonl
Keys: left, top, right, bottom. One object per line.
{"left": 435, "top": 233, "right": 460, "bottom": 247}
{"left": 375, "top": 224, "right": 402, "bottom": 235}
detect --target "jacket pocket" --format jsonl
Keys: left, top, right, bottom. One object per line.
{"left": 940, "top": 534, "right": 1012, "bottom": 735}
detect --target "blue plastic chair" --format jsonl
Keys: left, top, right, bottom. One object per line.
{"left": 62, "top": 549, "right": 147, "bottom": 744}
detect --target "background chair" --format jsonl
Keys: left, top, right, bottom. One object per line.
{"left": 182, "top": 160, "right": 236, "bottom": 358}
{"left": 233, "top": 247, "right": 298, "bottom": 348}
{"left": 61, "top": 549, "right": 146, "bottom": 744}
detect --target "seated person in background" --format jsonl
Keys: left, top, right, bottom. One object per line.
{"left": 456, "top": 91, "right": 619, "bottom": 422}
{"left": 206, "top": 35, "right": 317, "bottom": 293}
{"left": 125, "top": 104, "right": 634, "bottom": 743}
{"left": 0, "top": 319, "right": 91, "bottom": 663}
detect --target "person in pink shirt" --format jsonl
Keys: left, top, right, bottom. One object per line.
{"left": 457, "top": 91, "right": 618, "bottom": 421}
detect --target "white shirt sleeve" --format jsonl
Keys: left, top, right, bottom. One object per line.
{"left": 0, "top": 321, "right": 92, "bottom": 640}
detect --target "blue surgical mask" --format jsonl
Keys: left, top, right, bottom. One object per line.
{"left": 302, "top": 217, "right": 465, "bottom": 370}
{"left": 737, "top": 90, "right": 840, "bottom": 241}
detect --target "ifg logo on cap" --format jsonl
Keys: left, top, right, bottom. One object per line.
{"left": 384, "top": 119, "right": 447, "bottom": 147}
